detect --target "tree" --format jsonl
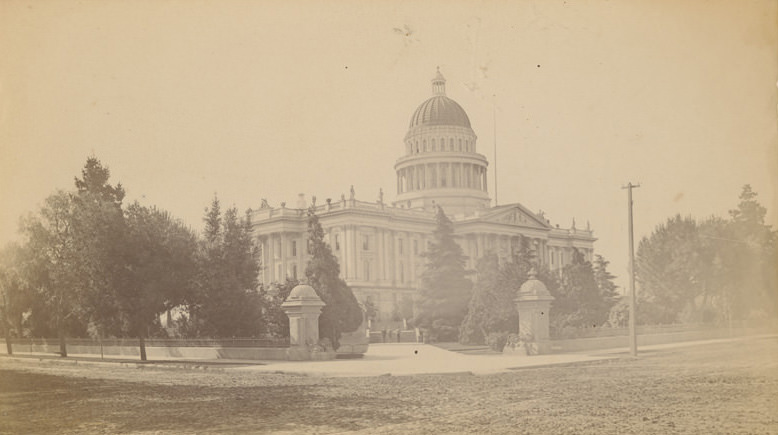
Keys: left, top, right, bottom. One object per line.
{"left": 635, "top": 215, "right": 703, "bottom": 324}
{"left": 723, "top": 185, "right": 777, "bottom": 321}
{"left": 304, "top": 206, "right": 362, "bottom": 350}
{"left": 193, "top": 196, "right": 263, "bottom": 338}
{"left": 550, "top": 249, "right": 615, "bottom": 336}
{"left": 414, "top": 206, "right": 472, "bottom": 342}
{"left": 0, "top": 243, "right": 34, "bottom": 354}
{"left": 592, "top": 255, "right": 621, "bottom": 324}
{"left": 119, "top": 203, "right": 198, "bottom": 360}
{"left": 260, "top": 278, "right": 298, "bottom": 339}
{"left": 458, "top": 252, "right": 504, "bottom": 345}
{"left": 20, "top": 191, "right": 85, "bottom": 356}
{"left": 635, "top": 185, "right": 777, "bottom": 326}
{"left": 71, "top": 157, "right": 126, "bottom": 337}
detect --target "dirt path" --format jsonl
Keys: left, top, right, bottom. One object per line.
{"left": 1, "top": 336, "right": 776, "bottom": 434}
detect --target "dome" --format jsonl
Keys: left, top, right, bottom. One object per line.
{"left": 408, "top": 68, "right": 471, "bottom": 129}
{"left": 409, "top": 96, "right": 471, "bottom": 129}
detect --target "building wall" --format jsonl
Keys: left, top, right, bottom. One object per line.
{"left": 251, "top": 199, "right": 594, "bottom": 323}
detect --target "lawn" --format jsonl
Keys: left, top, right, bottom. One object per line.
{"left": 0, "top": 336, "right": 776, "bottom": 434}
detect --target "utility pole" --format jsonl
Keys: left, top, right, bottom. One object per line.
{"left": 622, "top": 182, "right": 640, "bottom": 357}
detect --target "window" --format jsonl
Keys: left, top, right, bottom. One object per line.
{"left": 399, "top": 263, "right": 404, "bottom": 282}
{"left": 413, "top": 239, "right": 418, "bottom": 255}
{"left": 399, "top": 239, "right": 404, "bottom": 255}
{"left": 334, "top": 234, "right": 340, "bottom": 251}
{"left": 291, "top": 240, "right": 297, "bottom": 257}
{"left": 275, "top": 239, "right": 281, "bottom": 259}
{"left": 431, "top": 138, "right": 436, "bottom": 151}
{"left": 363, "top": 260, "right": 371, "bottom": 280}
{"left": 292, "top": 265, "right": 298, "bottom": 280}
{"left": 277, "top": 264, "right": 283, "bottom": 279}
{"left": 362, "top": 235, "right": 370, "bottom": 250}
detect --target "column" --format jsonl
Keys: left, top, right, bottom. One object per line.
{"left": 267, "top": 235, "right": 275, "bottom": 282}
{"left": 407, "top": 232, "right": 415, "bottom": 285}
{"left": 280, "top": 233, "right": 288, "bottom": 280}
{"left": 376, "top": 228, "right": 385, "bottom": 280}
{"left": 386, "top": 230, "right": 395, "bottom": 281}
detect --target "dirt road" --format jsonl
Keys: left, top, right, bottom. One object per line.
{"left": 1, "top": 336, "right": 776, "bottom": 434}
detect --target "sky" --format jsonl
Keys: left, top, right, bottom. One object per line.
{"left": 1, "top": 0, "right": 776, "bottom": 291}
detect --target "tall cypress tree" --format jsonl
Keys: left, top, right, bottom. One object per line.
{"left": 194, "top": 197, "right": 262, "bottom": 337}
{"left": 304, "top": 206, "right": 362, "bottom": 350}
{"left": 414, "top": 206, "right": 472, "bottom": 342}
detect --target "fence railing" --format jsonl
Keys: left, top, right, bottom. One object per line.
{"left": 551, "top": 320, "right": 776, "bottom": 340}
{"left": 2, "top": 337, "right": 290, "bottom": 348}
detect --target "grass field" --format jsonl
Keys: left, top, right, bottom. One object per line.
{"left": 1, "top": 336, "right": 776, "bottom": 434}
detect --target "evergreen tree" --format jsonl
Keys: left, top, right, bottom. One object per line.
{"left": 414, "top": 206, "right": 472, "bottom": 342}
{"left": 458, "top": 253, "right": 502, "bottom": 345}
{"left": 304, "top": 206, "right": 362, "bottom": 349}
{"left": 723, "top": 185, "right": 777, "bottom": 320}
{"left": 550, "top": 249, "right": 613, "bottom": 336}
{"left": 592, "top": 255, "right": 620, "bottom": 324}
{"left": 194, "top": 196, "right": 263, "bottom": 337}
{"left": 71, "top": 157, "right": 126, "bottom": 336}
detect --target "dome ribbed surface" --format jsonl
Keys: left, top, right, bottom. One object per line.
{"left": 409, "top": 96, "right": 471, "bottom": 129}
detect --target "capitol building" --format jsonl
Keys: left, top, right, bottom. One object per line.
{"left": 251, "top": 69, "right": 595, "bottom": 323}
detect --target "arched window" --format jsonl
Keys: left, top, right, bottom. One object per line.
{"left": 431, "top": 138, "right": 436, "bottom": 151}
{"left": 415, "top": 141, "right": 419, "bottom": 153}
{"left": 423, "top": 140, "right": 427, "bottom": 151}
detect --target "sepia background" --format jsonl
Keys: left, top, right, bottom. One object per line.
{"left": 1, "top": 0, "right": 776, "bottom": 291}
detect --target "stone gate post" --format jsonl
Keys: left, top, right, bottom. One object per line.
{"left": 281, "top": 283, "right": 332, "bottom": 360}
{"left": 512, "top": 268, "right": 554, "bottom": 355}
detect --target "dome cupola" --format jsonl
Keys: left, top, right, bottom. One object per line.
{"left": 393, "top": 69, "right": 490, "bottom": 216}
{"left": 409, "top": 68, "right": 471, "bottom": 129}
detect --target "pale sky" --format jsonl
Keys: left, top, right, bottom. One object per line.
{"left": 1, "top": 0, "right": 776, "bottom": 291}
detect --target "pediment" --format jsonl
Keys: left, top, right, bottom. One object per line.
{"left": 480, "top": 204, "right": 549, "bottom": 229}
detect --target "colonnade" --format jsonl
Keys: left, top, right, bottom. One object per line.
{"left": 405, "top": 136, "right": 474, "bottom": 155}
{"left": 397, "top": 162, "right": 487, "bottom": 194}
{"left": 259, "top": 229, "right": 594, "bottom": 286}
